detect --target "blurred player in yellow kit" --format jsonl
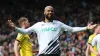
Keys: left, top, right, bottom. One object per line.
{"left": 86, "top": 24, "right": 100, "bottom": 56}
{"left": 14, "top": 17, "right": 33, "bottom": 56}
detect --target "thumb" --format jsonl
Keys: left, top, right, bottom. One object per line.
{"left": 92, "top": 24, "right": 97, "bottom": 28}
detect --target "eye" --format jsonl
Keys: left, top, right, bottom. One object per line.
{"left": 48, "top": 10, "right": 54, "bottom": 13}
{"left": 47, "top": 10, "right": 50, "bottom": 12}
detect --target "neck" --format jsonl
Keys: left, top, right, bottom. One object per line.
{"left": 94, "top": 32, "right": 97, "bottom": 35}
{"left": 44, "top": 18, "right": 53, "bottom": 23}
{"left": 21, "top": 26, "right": 26, "bottom": 29}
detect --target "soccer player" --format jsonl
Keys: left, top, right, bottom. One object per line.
{"left": 14, "top": 17, "right": 33, "bottom": 56}
{"left": 91, "top": 25, "right": 100, "bottom": 56}
{"left": 8, "top": 6, "right": 96, "bottom": 56}
{"left": 86, "top": 24, "right": 100, "bottom": 56}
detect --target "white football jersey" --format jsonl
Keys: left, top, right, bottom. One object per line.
{"left": 92, "top": 34, "right": 100, "bottom": 52}
{"left": 15, "top": 20, "right": 86, "bottom": 53}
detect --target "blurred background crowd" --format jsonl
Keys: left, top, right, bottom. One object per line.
{"left": 0, "top": 0, "right": 100, "bottom": 56}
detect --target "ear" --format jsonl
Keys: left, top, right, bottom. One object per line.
{"left": 44, "top": 11, "right": 45, "bottom": 15}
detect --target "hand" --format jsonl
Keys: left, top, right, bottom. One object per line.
{"left": 8, "top": 20, "right": 15, "bottom": 28}
{"left": 86, "top": 22, "right": 97, "bottom": 29}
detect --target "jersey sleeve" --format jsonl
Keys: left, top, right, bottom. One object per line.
{"left": 87, "top": 35, "right": 93, "bottom": 45}
{"left": 57, "top": 21, "right": 87, "bottom": 33}
{"left": 15, "top": 23, "right": 38, "bottom": 34}
{"left": 16, "top": 33, "right": 24, "bottom": 42}
{"left": 91, "top": 36, "right": 97, "bottom": 47}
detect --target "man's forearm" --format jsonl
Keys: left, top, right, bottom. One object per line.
{"left": 72, "top": 27, "right": 87, "bottom": 32}
{"left": 15, "top": 27, "right": 28, "bottom": 34}
{"left": 14, "top": 41, "right": 20, "bottom": 56}
{"left": 85, "top": 45, "right": 90, "bottom": 56}
{"left": 90, "top": 46, "right": 98, "bottom": 54}
{"left": 14, "top": 47, "right": 20, "bottom": 56}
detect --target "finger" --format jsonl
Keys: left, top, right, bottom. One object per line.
{"left": 8, "top": 20, "right": 11, "bottom": 22}
{"left": 8, "top": 20, "right": 11, "bottom": 21}
{"left": 8, "top": 20, "right": 12, "bottom": 23}
{"left": 93, "top": 24, "right": 97, "bottom": 27}
{"left": 89, "top": 22, "right": 93, "bottom": 25}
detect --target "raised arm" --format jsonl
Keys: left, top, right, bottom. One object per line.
{"left": 59, "top": 21, "right": 96, "bottom": 33}
{"left": 15, "top": 26, "right": 35, "bottom": 34}
{"left": 8, "top": 20, "right": 36, "bottom": 34}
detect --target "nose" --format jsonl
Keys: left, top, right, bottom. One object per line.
{"left": 49, "top": 11, "right": 52, "bottom": 13}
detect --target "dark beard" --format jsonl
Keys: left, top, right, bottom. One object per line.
{"left": 45, "top": 15, "right": 54, "bottom": 22}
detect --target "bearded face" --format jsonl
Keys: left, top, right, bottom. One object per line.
{"left": 44, "top": 6, "right": 54, "bottom": 20}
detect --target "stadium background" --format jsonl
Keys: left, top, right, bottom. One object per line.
{"left": 0, "top": 0, "right": 100, "bottom": 56}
